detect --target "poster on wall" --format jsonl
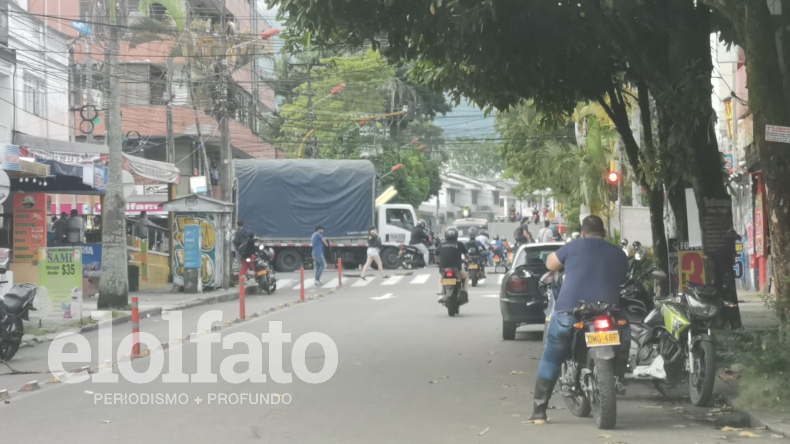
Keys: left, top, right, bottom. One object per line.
{"left": 172, "top": 214, "right": 221, "bottom": 288}
{"left": 81, "top": 243, "right": 102, "bottom": 297}
{"left": 679, "top": 243, "right": 706, "bottom": 291}
{"left": 12, "top": 193, "right": 47, "bottom": 263}
{"left": 37, "top": 248, "right": 83, "bottom": 319}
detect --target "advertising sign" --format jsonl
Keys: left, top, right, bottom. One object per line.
{"left": 173, "top": 214, "right": 220, "bottom": 288}
{"left": 734, "top": 241, "right": 746, "bottom": 281}
{"left": 755, "top": 194, "right": 766, "bottom": 257}
{"left": 679, "top": 243, "right": 706, "bottom": 291}
{"left": 0, "top": 144, "right": 20, "bottom": 170}
{"left": 12, "top": 193, "right": 47, "bottom": 263}
{"left": 765, "top": 124, "right": 790, "bottom": 144}
{"left": 724, "top": 154, "right": 734, "bottom": 172}
{"left": 38, "top": 248, "right": 82, "bottom": 319}
{"left": 93, "top": 164, "right": 107, "bottom": 192}
{"left": 183, "top": 225, "right": 201, "bottom": 269}
{"left": 81, "top": 243, "right": 101, "bottom": 298}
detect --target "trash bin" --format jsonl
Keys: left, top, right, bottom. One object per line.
{"left": 128, "top": 265, "right": 139, "bottom": 292}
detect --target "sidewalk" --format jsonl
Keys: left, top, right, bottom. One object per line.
{"left": 714, "top": 289, "right": 790, "bottom": 437}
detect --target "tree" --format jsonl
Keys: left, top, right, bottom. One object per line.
{"left": 443, "top": 137, "right": 505, "bottom": 178}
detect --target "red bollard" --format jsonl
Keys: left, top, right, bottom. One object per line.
{"left": 300, "top": 267, "right": 305, "bottom": 302}
{"left": 239, "top": 282, "right": 246, "bottom": 320}
{"left": 338, "top": 258, "right": 343, "bottom": 287}
{"left": 131, "top": 296, "right": 141, "bottom": 358}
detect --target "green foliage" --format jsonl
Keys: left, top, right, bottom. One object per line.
{"left": 443, "top": 136, "right": 504, "bottom": 178}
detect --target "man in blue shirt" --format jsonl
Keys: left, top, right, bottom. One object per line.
{"left": 528, "top": 215, "right": 629, "bottom": 424}
{"left": 311, "top": 225, "right": 330, "bottom": 286}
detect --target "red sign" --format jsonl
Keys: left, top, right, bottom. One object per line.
{"left": 13, "top": 193, "right": 47, "bottom": 263}
{"left": 755, "top": 194, "right": 766, "bottom": 257}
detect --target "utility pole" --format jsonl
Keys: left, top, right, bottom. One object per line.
{"left": 97, "top": 0, "right": 129, "bottom": 308}
{"left": 165, "top": 57, "right": 175, "bottom": 164}
{"left": 306, "top": 64, "right": 315, "bottom": 158}
{"left": 218, "top": 0, "right": 232, "bottom": 289}
{"left": 84, "top": 1, "right": 94, "bottom": 143}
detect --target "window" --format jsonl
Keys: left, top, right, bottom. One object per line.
{"left": 448, "top": 189, "right": 456, "bottom": 204}
{"left": 385, "top": 208, "right": 415, "bottom": 231}
{"left": 513, "top": 245, "right": 562, "bottom": 268}
{"left": 23, "top": 75, "right": 45, "bottom": 117}
{"left": 493, "top": 191, "right": 500, "bottom": 203}
{"left": 471, "top": 190, "right": 479, "bottom": 205}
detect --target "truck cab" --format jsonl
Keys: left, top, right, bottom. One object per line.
{"left": 375, "top": 203, "right": 417, "bottom": 268}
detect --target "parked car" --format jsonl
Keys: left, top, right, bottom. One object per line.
{"left": 500, "top": 242, "right": 564, "bottom": 340}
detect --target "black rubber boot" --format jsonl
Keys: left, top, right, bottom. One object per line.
{"left": 615, "top": 344, "right": 630, "bottom": 395}
{"left": 528, "top": 377, "right": 556, "bottom": 424}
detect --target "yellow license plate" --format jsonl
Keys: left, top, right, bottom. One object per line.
{"left": 494, "top": 257, "right": 500, "bottom": 263}
{"left": 442, "top": 278, "right": 456, "bottom": 285}
{"left": 398, "top": 251, "right": 403, "bottom": 255}
{"left": 256, "top": 270, "right": 268, "bottom": 276}
{"left": 585, "top": 331, "right": 620, "bottom": 347}
{"left": 468, "top": 264, "right": 478, "bottom": 269}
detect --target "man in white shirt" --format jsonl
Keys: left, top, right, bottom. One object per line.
{"left": 537, "top": 220, "right": 553, "bottom": 243}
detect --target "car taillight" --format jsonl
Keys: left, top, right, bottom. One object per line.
{"left": 446, "top": 270, "right": 454, "bottom": 278}
{"left": 593, "top": 317, "right": 612, "bottom": 330}
{"left": 506, "top": 277, "right": 528, "bottom": 293}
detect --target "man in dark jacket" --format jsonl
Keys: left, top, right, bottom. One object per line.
{"left": 410, "top": 220, "right": 431, "bottom": 265}
{"left": 233, "top": 220, "right": 249, "bottom": 262}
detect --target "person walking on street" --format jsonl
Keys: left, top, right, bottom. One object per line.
{"left": 360, "top": 227, "right": 389, "bottom": 280}
{"left": 312, "top": 225, "right": 330, "bottom": 286}
{"left": 232, "top": 220, "right": 250, "bottom": 263}
{"left": 537, "top": 220, "right": 553, "bottom": 243}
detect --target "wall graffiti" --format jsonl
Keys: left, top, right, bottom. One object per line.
{"left": 172, "top": 214, "right": 219, "bottom": 287}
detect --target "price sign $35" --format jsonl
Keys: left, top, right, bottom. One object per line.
{"left": 61, "top": 263, "right": 76, "bottom": 275}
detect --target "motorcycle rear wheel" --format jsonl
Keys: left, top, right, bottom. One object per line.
{"left": 0, "top": 318, "right": 23, "bottom": 361}
{"left": 688, "top": 340, "right": 715, "bottom": 407}
{"left": 471, "top": 275, "right": 478, "bottom": 287}
{"left": 561, "top": 361, "right": 591, "bottom": 417}
{"left": 590, "top": 359, "right": 618, "bottom": 430}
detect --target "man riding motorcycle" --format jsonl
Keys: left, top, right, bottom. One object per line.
{"left": 437, "top": 228, "right": 469, "bottom": 298}
{"left": 410, "top": 220, "right": 431, "bottom": 266}
{"left": 491, "top": 235, "right": 507, "bottom": 265}
{"left": 528, "top": 215, "right": 630, "bottom": 424}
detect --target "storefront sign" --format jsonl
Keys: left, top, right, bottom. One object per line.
{"left": 38, "top": 247, "right": 82, "bottom": 319}
{"left": 766, "top": 124, "right": 790, "bottom": 144}
{"left": 0, "top": 144, "right": 20, "bottom": 170}
{"left": 22, "top": 146, "right": 105, "bottom": 164}
{"left": 88, "top": 201, "right": 167, "bottom": 216}
{"left": 93, "top": 165, "right": 107, "bottom": 192}
{"left": 755, "top": 194, "right": 766, "bottom": 257}
{"left": 12, "top": 193, "right": 46, "bottom": 263}
{"left": 183, "top": 225, "right": 201, "bottom": 269}
{"left": 679, "top": 245, "right": 706, "bottom": 291}
{"left": 122, "top": 153, "right": 181, "bottom": 184}
{"left": 701, "top": 196, "right": 736, "bottom": 255}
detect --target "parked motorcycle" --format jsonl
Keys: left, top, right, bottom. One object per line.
{"left": 252, "top": 245, "right": 277, "bottom": 295}
{"left": 439, "top": 268, "right": 468, "bottom": 317}
{"left": 624, "top": 270, "right": 720, "bottom": 406}
{"left": 466, "top": 246, "right": 486, "bottom": 286}
{"left": 0, "top": 261, "right": 38, "bottom": 361}
{"left": 559, "top": 301, "right": 626, "bottom": 430}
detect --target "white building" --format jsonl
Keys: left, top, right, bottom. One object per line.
{"left": 0, "top": 0, "right": 70, "bottom": 145}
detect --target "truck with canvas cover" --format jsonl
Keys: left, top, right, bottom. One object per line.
{"left": 235, "top": 159, "right": 418, "bottom": 272}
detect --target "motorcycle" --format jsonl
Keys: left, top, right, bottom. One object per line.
{"left": 439, "top": 268, "right": 468, "bottom": 317}
{"left": 559, "top": 301, "right": 626, "bottom": 429}
{"left": 252, "top": 245, "right": 277, "bottom": 295}
{"left": 398, "top": 243, "right": 429, "bottom": 269}
{"left": 624, "top": 270, "right": 720, "bottom": 406}
{"left": 466, "top": 246, "right": 486, "bottom": 286}
{"left": 0, "top": 260, "right": 38, "bottom": 361}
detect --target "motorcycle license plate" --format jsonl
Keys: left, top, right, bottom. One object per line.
{"left": 398, "top": 251, "right": 403, "bottom": 256}
{"left": 585, "top": 331, "right": 620, "bottom": 347}
{"left": 468, "top": 264, "right": 478, "bottom": 270}
{"left": 494, "top": 257, "right": 500, "bottom": 263}
{"left": 256, "top": 270, "right": 268, "bottom": 276}
{"left": 442, "top": 278, "right": 456, "bottom": 286}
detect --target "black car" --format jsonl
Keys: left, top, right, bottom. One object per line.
{"left": 500, "top": 242, "right": 564, "bottom": 340}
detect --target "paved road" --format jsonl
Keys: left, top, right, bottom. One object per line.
{"left": 1, "top": 271, "right": 784, "bottom": 443}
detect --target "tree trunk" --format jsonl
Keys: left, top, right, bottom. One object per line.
{"left": 666, "top": 184, "right": 689, "bottom": 241}
{"left": 739, "top": 3, "right": 790, "bottom": 322}
{"left": 97, "top": 0, "right": 129, "bottom": 308}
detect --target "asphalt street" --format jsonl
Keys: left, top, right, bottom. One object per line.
{"left": 2, "top": 268, "right": 783, "bottom": 444}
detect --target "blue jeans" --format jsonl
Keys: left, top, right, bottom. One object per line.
{"left": 313, "top": 254, "right": 326, "bottom": 282}
{"left": 537, "top": 312, "right": 631, "bottom": 382}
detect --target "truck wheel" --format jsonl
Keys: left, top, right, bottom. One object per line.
{"left": 381, "top": 247, "right": 400, "bottom": 269}
{"left": 275, "top": 249, "right": 301, "bottom": 272}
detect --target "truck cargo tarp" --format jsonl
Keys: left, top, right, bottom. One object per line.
{"left": 235, "top": 159, "right": 375, "bottom": 238}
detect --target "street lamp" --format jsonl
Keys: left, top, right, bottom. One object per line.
{"left": 379, "top": 163, "right": 403, "bottom": 180}
{"left": 261, "top": 28, "right": 281, "bottom": 39}
{"left": 315, "top": 83, "right": 346, "bottom": 106}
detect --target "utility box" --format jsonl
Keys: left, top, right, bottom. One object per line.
{"left": 162, "top": 194, "right": 234, "bottom": 290}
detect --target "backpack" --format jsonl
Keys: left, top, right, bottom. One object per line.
{"left": 514, "top": 225, "right": 527, "bottom": 244}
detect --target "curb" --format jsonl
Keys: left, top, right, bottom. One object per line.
{"left": 716, "top": 375, "right": 790, "bottom": 437}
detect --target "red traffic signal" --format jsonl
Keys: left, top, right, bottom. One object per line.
{"left": 606, "top": 171, "right": 619, "bottom": 184}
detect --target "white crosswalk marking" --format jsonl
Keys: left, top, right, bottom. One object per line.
{"left": 352, "top": 277, "right": 374, "bottom": 287}
{"left": 276, "top": 279, "right": 293, "bottom": 289}
{"left": 380, "top": 275, "right": 403, "bottom": 286}
{"left": 410, "top": 274, "right": 431, "bottom": 284}
{"left": 323, "top": 278, "right": 339, "bottom": 288}
{"left": 293, "top": 278, "right": 315, "bottom": 290}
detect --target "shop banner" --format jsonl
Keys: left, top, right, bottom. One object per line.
{"left": 122, "top": 153, "right": 181, "bottom": 184}
{"left": 0, "top": 144, "right": 20, "bottom": 170}
{"left": 38, "top": 248, "right": 82, "bottom": 319}
{"left": 12, "top": 193, "right": 47, "bottom": 263}
{"left": 22, "top": 146, "right": 105, "bottom": 164}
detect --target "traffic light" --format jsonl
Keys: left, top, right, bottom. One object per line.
{"left": 607, "top": 171, "right": 619, "bottom": 202}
